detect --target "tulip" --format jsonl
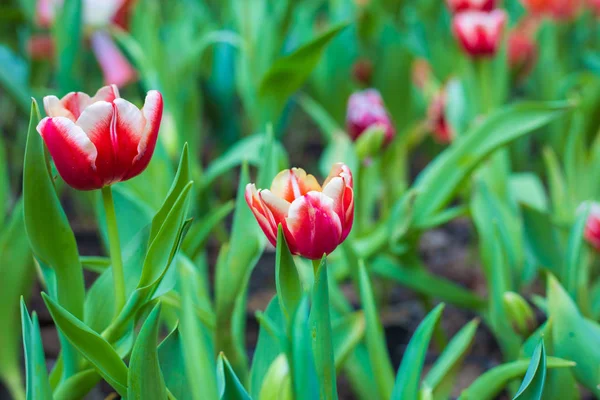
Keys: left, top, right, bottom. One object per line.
{"left": 37, "top": 85, "right": 163, "bottom": 190}
{"left": 584, "top": 202, "right": 600, "bottom": 251}
{"left": 346, "top": 89, "right": 396, "bottom": 145}
{"left": 446, "top": 0, "right": 497, "bottom": 13}
{"left": 246, "top": 164, "right": 354, "bottom": 260}
{"left": 589, "top": 0, "right": 600, "bottom": 16}
{"left": 427, "top": 89, "right": 454, "bottom": 144}
{"left": 507, "top": 19, "right": 539, "bottom": 80}
{"left": 352, "top": 58, "right": 374, "bottom": 86}
{"left": 32, "top": 0, "right": 137, "bottom": 87}
{"left": 519, "top": 0, "right": 582, "bottom": 20}
{"left": 452, "top": 10, "right": 507, "bottom": 58}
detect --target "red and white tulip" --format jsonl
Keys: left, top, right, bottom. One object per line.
{"left": 346, "top": 89, "right": 396, "bottom": 145}
{"left": 246, "top": 164, "right": 354, "bottom": 260}
{"left": 446, "top": 0, "right": 497, "bottom": 13}
{"left": 507, "top": 18, "right": 539, "bottom": 80}
{"left": 453, "top": 10, "right": 507, "bottom": 58}
{"left": 37, "top": 85, "right": 163, "bottom": 191}
{"left": 427, "top": 89, "right": 454, "bottom": 144}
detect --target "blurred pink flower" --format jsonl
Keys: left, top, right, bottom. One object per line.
{"left": 446, "top": 0, "right": 497, "bottom": 13}
{"left": 427, "top": 89, "right": 454, "bottom": 144}
{"left": 507, "top": 18, "right": 539, "bottom": 80}
{"left": 584, "top": 203, "right": 600, "bottom": 251}
{"left": 452, "top": 10, "right": 507, "bottom": 58}
{"left": 519, "top": 0, "right": 582, "bottom": 20}
{"left": 346, "top": 89, "right": 396, "bottom": 145}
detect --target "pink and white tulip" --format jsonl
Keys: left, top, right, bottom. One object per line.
{"left": 584, "top": 203, "right": 600, "bottom": 251}
{"left": 346, "top": 89, "right": 396, "bottom": 145}
{"left": 37, "top": 85, "right": 163, "bottom": 190}
{"left": 446, "top": 0, "right": 497, "bottom": 13}
{"left": 453, "top": 10, "right": 507, "bottom": 58}
{"left": 246, "top": 164, "right": 354, "bottom": 260}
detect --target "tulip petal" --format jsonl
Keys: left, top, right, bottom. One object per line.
{"left": 61, "top": 92, "right": 93, "bottom": 120}
{"left": 76, "top": 101, "right": 115, "bottom": 183}
{"left": 113, "top": 97, "right": 145, "bottom": 179}
{"left": 90, "top": 84, "right": 120, "bottom": 103}
{"left": 245, "top": 184, "right": 278, "bottom": 246}
{"left": 122, "top": 90, "right": 163, "bottom": 180}
{"left": 285, "top": 191, "right": 343, "bottom": 259}
{"left": 90, "top": 31, "right": 137, "bottom": 88}
{"left": 44, "top": 95, "right": 76, "bottom": 121}
{"left": 37, "top": 117, "right": 102, "bottom": 190}
{"left": 83, "top": 0, "right": 123, "bottom": 27}
{"left": 271, "top": 168, "right": 322, "bottom": 203}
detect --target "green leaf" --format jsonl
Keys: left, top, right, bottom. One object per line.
{"left": 41, "top": 293, "right": 128, "bottom": 397}
{"left": 0, "top": 45, "right": 30, "bottom": 114}
{"left": 52, "top": 0, "right": 83, "bottom": 93}
{"left": 509, "top": 173, "right": 548, "bottom": 212}
{"left": 23, "top": 100, "right": 84, "bottom": 319}
{"left": 513, "top": 340, "right": 547, "bottom": 400}
{"left": 332, "top": 312, "right": 366, "bottom": 371}
{"left": 422, "top": 319, "right": 479, "bottom": 398}
{"left": 0, "top": 135, "right": 7, "bottom": 225}
{"left": 297, "top": 93, "right": 342, "bottom": 143}
{"left": 391, "top": 304, "right": 445, "bottom": 400}
{"left": 250, "top": 297, "right": 286, "bottom": 398}
{"left": 458, "top": 357, "right": 574, "bottom": 400}
{"left": 217, "top": 353, "right": 252, "bottom": 400}
{"left": 182, "top": 200, "right": 234, "bottom": 258}
{"left": 309, "top": 258, "right": 338, "bottom": 400}
{"left": 372, "top": 257, "right": 485, "bottom": 311}
{"left": 258, "top": 23, "right": 350, "bottom": 123}
{"left": 52, "top": 369, "right": 99, "bottom": 400}
{"left": 20, "top": 299, "right": 52, "bottom": 400}
{"left": 180, "top": 261, "right": 218, "bottom": 400}
{"left": 564, "top": 208, "right": 588, "bottom": 303}
{"left": 357, "top": 262, "right": 394, "bottom": 399}
{"left": 158, "top": 324, "right": 191, "bottom": 398}
{"left": 275, "top": 225, "right": 303, "bottom": 321}
{"left": 291, "top": 296, "right": 319, "bottom": 400}
{"left": 128, "top": 303, "right": 167, "bottom": 399}
{"left": 547, "top": 274, "right": 600, "bottom": 396}
{"left": 411, "top": 101, "right": 569, "bottom": 226}
{"left": 521, "top": 206, "right": 563, "bottom": 272}
{"left": 79, "top": 256, "right": 111, "bottom": 274}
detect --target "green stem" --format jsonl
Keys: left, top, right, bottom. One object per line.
{"left": 101, "top": 186, "right": 126, "bottom": 316}
{"left": 312, "top": 259, "right": 321, "bottom": 277}
{"left": 475, "top": 58, "right": 493, "bottom": 115}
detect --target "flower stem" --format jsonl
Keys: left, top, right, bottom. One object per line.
{"left": 101, "top": 185, "right": 126, "bottom": 316}
{"left": 312, "top": 259, "right": 321, "bottom": 277}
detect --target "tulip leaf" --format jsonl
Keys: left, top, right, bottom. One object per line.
{"left": 291, "top": 296, "right": 320, "bottom": 400}
{"left": 53, "top": 0, "right": 82, "bottom": 93}
{"left": 547, "top": 274, "right": 600, "bottom": 396}
{"left": 458, "top": 357, "right": 574, "bottom": 400}
{"left": 258, "top": 23, "right": 349, "bottom": 123}
{"left": 158, "top": 324, "right": 191, "bottom": 399}
{"left": 309, "top": 258, "right": 338, "bottom": 400}
{"left": 422, "top": 318, "right": 479, "bottom": 399}
{"left": 357, "top": 262, "right": 394, "bottom": 399}
{"left": 180, "top": 261, "right": 218, "bottom": 400}
{"left": 128, "top": 303, "right": 168, "bottom": 399}
{"left": 275, "top": 225, "right": 303, "bottom": 321}
{"left": 20, "top": 299, "right": 52, "bottom": 400}
{"left": 391, "top": 304, "right": 444, "bottom": 400}
{"left": 41, "top": 293, "right": 128, "bottom": 397}
{"left": 297, "top": 92, "right": 342, "bottom": 143}
{"left": 182, "top": 200, "right": 234, "bottom": 258}
{"left": 0, "top": 45, "right": 30, "bottom": 114}
{"left": 512, "top": 340, "right": 547, "bottom": 400}
{"left": 52, "top": 369, "right": 99, "bottom": 400}
{"left": 23, "top": 100, "right": 85, "bottom": 318}
{"left": 372, "top": 257, "right": 485, "bottom": 311}
{"left": 250, "top": 297, "right": 286, "bottom": 399}
{"left": 564, "top": 208, "right": 588, "bottom": 303}
{"left": 332, "top": 312, "right": 366, "bottom": 371}
{"left": 411, "top": 101, "right": 569, "bottom": 227}
{"left": 217, "top": 353, "right": 252, "bottom": 400}
{"left": 509, "top": 173, "right": 548, "bottom": 212}
{"left": 521, "top": 206, "right": 563, "bottom": 272}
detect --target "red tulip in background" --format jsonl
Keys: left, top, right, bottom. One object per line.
{"left": 453, "top": 10, "right": 507, "bottom": 57}
{"left": 427, "top": 89, "right": 454, "bottom": 144}
{"left": 37, "top": 85, "right": 163, "bottom": 190}
{"left": 508, "top": 18, "right": 539, "bottom": 80}
{"left": 446, "top": 0, "right": 496, "bottom": 13}
{"left": 32, "top": 0, "right": 137, "bottom": 87}
{"left": 346, "top": 89, "right": 396, "bottom": 145}
{"left": 246, "top": 164, "right": 354, "bottom": 260}
{"left": 584, "top": 203, "right": 600, "bottom": 251}
{"left": 519, "top": 0, "right": 582, "bottom": 20}
{"left": 588, "top": 0, "right": 600, "bottom": 15}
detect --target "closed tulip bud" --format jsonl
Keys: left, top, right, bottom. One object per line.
{"left": 583, "top": 202, "right": 600, "bottom": 251}
{"left": 427, "top": 89, "right": 454, "bottom": 144}
{"left": 246, "top": 164, "right": 354, "bottom": 260}
{"left": 259, "top": 355, "right": 293, "bottom": 400}
{"left": 452, "top": 10, "right": 507, "bottom": 58}
{"left": 446, "top": 0, "right": 497, "bottom": 13}
{"left": 503, "top": 291, "right": 536, "bottom": 336}
{"left": 346, "top": 89, "right": 396, "bottom": 146}
{"left": 507, "top": 19, "right": 539, "bottom": 81}
{"left": 37, "top": 85, "right": 163, "bottom": 190}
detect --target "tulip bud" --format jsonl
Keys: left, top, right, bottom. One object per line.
{"left": 427, "top": 88, "right": 454, "bottom": 144}
{"left": 452, "top": 10, "right": 507, "bottom": 58}
{"left": 259, "top": 355, "right": 293, "bottom": 400}
{"left": 503, "top": 291, "right": 536, "bottom": 336}
{"left": 507, "top": 18, "right": 539, "bottom": 81}
{"left": 352, "top": 58, "right": 374, "bottom": 86}
{"left": 582, "top": 202, "right": 600, "bottom": 251}
{"left": 37, "top": 85, "right": 163, "bottom": 190}
{"left": 446, "top": 0, "right": 497, "bottom": 13}
{"left": 246, "top": 164, "right": 354, "bottom": 260}
{"left": 346, "top": 89, "right": 396, "bottom": 147}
